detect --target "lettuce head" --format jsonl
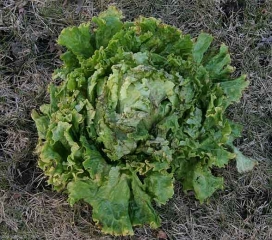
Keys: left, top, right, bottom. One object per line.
{"left": 32, "top": 6, "right": 257, "bottom": 236}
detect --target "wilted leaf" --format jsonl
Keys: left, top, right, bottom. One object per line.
{"left": 233, "top": 146, "right": 258, "bottom": 173}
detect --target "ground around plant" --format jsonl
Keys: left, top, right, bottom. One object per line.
{"left": 0, "top": 0, "right": 272, "bottom": 239}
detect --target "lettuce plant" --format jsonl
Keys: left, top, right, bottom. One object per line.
{"left": 32, "top": 7, "right": 257, "bottom": 236}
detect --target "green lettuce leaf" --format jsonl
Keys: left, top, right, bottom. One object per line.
{"left": 92, "top": 6, "right": 124, "bottom": 49}
{"left": 144, "top": 172, "right": 174, "bottom": 205}
{"left": 233, "top": 146, "right": 258, "bottom": 173}
{"left": 219, "top": 75, "right": 249, "bottom": 108}
{"left": 58, "top": 22, "right": 94, "bottom": 60}
{"left": 193, "top": 33, "right": 213, "bottom": 64}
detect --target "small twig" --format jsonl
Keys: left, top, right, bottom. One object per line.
{"left": 76, "top": 0, "right": 84, "bottom": 14}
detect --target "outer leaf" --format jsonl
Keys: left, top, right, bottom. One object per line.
{"left": 60, "top": 51, "right": 80, "bottom": 73}
{"left": 192, "top": 164, "right": 224, "bottom": 203}
{"left": 92, "top": 6, "right": 123, "bottom": 49}
{"left": 31, "top": 110, "right": 49, "bottom": 139}
{"left": 233, "top": 146, "right": 258, "bottom": 173}
{"left": 67, "top": 179, "right": 98, "bottom": 205}
{"left": 91, "top": 169, "right": 133, "bottom": 236}
{"left": 80, "top": 136, "right": 110, "bottom": 183}
{"left": 58, "top": 22, "right": 94, "bottom": 60}
{"left": 68, "top": 168, "right": 134, "bottom": 236}
{"left": 219, "top": 75, "right": 249, "bottom": 107}
{"left": 175, "top": 158, "right": 224, "bottom": 203}
{"left": 130, "top": 173, "right": 161, "bottom": 228}
{"left": 192, "top": 33, "right": 213, "bottom": 64}
{"left": 144, "top": 172, "right": 174, "bottom": 205}
{"left": 205, "top": 44, "right": 234, "bottom": 80}
{"left": 49, "top": 84, "right": 58, "bottom": 113}
{"left": 198, "top": 138, "right": 236, "bottom": 168}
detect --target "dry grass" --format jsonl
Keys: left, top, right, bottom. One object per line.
{"left": 0, "top": 0, "right": 271, "bottom": 239}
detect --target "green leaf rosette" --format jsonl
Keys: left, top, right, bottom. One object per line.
{"left": 32, "top": 7, "right": 257, "bottom": 236}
